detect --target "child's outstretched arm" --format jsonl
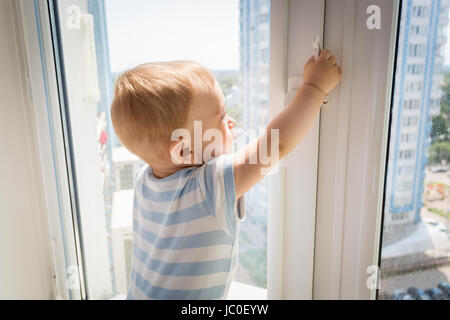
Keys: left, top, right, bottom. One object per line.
{"left": 233, "top": 49, "right": 342, "bottom": 199}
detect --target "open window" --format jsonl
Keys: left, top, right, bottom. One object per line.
{"left": 314, "top": 0, "right": 449, "bottom": 300}
{"left": 47, "top": 0, "right": 275, "bottom": 299}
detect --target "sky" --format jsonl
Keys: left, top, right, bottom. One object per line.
{"left": 105, "top": 1, "right": 450, "bottom": 72}
{"left": 105, "top": 0, "right": 240, "bottom": 73}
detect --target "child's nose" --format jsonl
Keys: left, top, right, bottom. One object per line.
{"left": 228, "top": 116, "right": 236, "bottom": 129}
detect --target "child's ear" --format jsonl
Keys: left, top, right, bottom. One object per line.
{"left": 169, "top": 139, "right": 191, "bottom": 165}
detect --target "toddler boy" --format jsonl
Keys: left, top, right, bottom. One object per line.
{"left": 111, "top": 50, "right": 342, "bottom": 299}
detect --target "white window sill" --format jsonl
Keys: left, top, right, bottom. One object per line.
{"left": 108, "top": 281, "right": 267, "bottom": 300}
{"left": 227, "top": 281, "right": 267, "bottom": 300}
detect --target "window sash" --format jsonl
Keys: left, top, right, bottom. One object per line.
{"left": 313, "top": 0, "right": 400, "bottom": 299}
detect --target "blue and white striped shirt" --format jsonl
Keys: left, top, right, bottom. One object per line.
{"left": 127, "top": 153, "right": 246, "bottom": 300}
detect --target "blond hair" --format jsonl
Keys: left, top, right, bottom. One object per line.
{"left": 111, "top": 61, "right": 216, "bottom": 158}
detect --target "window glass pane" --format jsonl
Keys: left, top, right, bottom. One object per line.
{"left": 55, "top": 0, "right": 270, "bottom": 299}
{"left": 379, "top": 0, "right": 450, "bottom": 300}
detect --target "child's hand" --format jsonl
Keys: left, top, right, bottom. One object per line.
{"left": 302, "top": 49, "right": 342, "bottom": 95}
{"left": 233, "top": 50, "right": 342, "bottom": 199}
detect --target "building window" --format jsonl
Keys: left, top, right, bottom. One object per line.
{"left": 412, "top": 6, "right": 429, "bottom": 18}
{"left": 403, "top": 98, "right": 421, "bottom": 109}
{"left": 407, "top": 64, "right": 424, "bottom": 75}
{"left": 400, "top": 133, "right": 417, "bottom": 143}
{"left": 409, "top": 44, "right": 426, "bottom": 57}
{"left": 402, "top": 116, "right": 419, "bottom": 126}
{"left": 410, "top": 25, "right": 429, "bottom": 36}
{"left": 399, "top": 149, "right": 415, "bottom": 159}
{"left": 391, "top": 211, "right": 410, "bottom": 221}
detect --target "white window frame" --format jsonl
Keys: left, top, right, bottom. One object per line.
{"left": 313, "top": 0, "right": 400, "bottom": 299}
{"left": 13, "top": 0, "right": 86, "bottom": 300}
{"left": 268, "top": 0, "right": 325, "bottom": 299}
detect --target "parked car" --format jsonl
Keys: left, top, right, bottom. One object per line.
{"left": 425, "top": 288, "right": 445, "bottom": 300}
{"left": 407, "top": 287, "right": 431, "bottom": 300}
{"left": 438, "top": 282, "right": 450, "bottom": 298}
{"left": 429, "top": 166, "right": 448, "bottom": 173}
{"left": 393, "top": 289, "right": 407, "bottom": 300}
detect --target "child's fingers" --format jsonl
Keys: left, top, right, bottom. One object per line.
{"left": 305, "top": 55, "right": 316, "bottom": 65}
{"left": 328, "top": 56, "right": 337, "bottom": 65}
{"left": 319, "top": 49, "right": 332, "bottom": 60}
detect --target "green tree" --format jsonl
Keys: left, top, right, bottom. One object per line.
{"left": 214, "top": 71, "right": 240, "bottom": 97}
{"left": 431, "top": 114, "right": 448, "bottom": 140}
{"left": 439, "top": 73, "right": 450, "bottom": 116}
{"left": 428, "top": 140, "right": 450, "bottom": 164}
{"left": 429, "top": 71, "right": 450, "bottom": 164}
